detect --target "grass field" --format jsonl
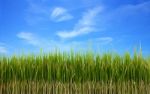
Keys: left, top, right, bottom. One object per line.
{"left": 0, "top": 50, "right": 150, "bottom": 94}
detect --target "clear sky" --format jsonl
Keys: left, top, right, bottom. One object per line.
{"left": 0, "top": 0, "right": 150, "bottom": 55}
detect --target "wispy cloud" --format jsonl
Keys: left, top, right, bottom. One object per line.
{"left": 17, "top": 32, "right": 57, "bottom": 51}
{"left": 95, "top": 37, "right": 113, "bottom": 45}
{"left": 51, "top": 7, "right": 73, "bottom": 22}
{"left": 105, "top": 1, "right": 150, "bottom": 23}
{"left": 25, "top": 2, "right": 73, "bottom": 25}
{"left": 0, "top": 42, "right": 8, "bottom": 54}
{"left": 121, "top": 1, "right": 150, "bottom": 13}
{"left": 16, "top": 32, "right": 82, "bottom": 51}
{"left": 0, "top": 46, "right": 7, "bottom": 54}
{"left": 17, "top": 32, "right": 40, "bottom": 46}
{"left": 17, "top": 31, "right": 112, "bottom": 53}
{"left": 57, "top": 6, "right": 103, "bottom": 38}
{"left": 25, "top": 1, "right": 50, "bottom": 25}
{"left": 58, "top": 37, "right": 113, "bottom": 51}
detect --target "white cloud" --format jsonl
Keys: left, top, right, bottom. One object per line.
{"left": 25, "top": 0, "right": 51, "bottom": 25}
{"left": 105, "top": 1, "right": 150, "bottom": 23}
{"left": 95, "top": 37, "right": 113, "bottom": 44}
{"left": 17, "top": 32, "right": 56, "bottom": 51}
{"left": 57, "top": 27, "right": 95, "bottom": 38}
{"left": 51, "top": 7, "right": 73, "bottom": 22}
{"left": 57, "top": 6, "right": 103, "bottom": 38}
{"left": 57, "top": 37, "right": 113, "bottom": 51}
{"left": 51, "top": 7, "right": 66, "bottom": 17}
{"left": 16, "top": 32, "right": 81, "bottom": 52}
{"left": 0, "top": 46, "right": 7, "bottom": 54}
{"left": 17, "top": 32, "right": 40, "bottom": 46}
{"left": 122, "top": 1, "right": 150, "bottom": 12}
{"left": 96, "top": 37, "right": 113, "bottom": 41}
{"left": 16, "top": 31, "right": 113, "bottom": 53}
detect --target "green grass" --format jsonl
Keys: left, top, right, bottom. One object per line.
{"left": 0, "top": 50, "right": 150, "bottom": 94}
{"left": 0, "top": 51, "right": 150, "bottom": 84}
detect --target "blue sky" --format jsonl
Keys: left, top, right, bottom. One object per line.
{"left": 0, "top": 0, "right": 150, "bottom": 55}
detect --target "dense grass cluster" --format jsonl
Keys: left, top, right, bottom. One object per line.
{"left": 0, "top": 51, "right": 150, "bottom": 84}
